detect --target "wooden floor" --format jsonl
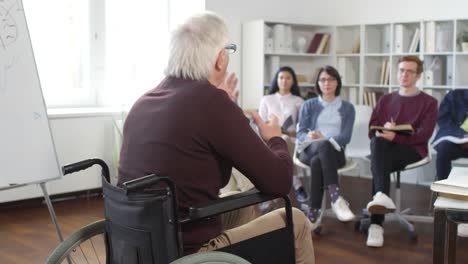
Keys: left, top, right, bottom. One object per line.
{"left": 1, "top": 177, "right": 468, "bottom": 264}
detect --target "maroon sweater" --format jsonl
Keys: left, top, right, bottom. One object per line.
{"left": 118, "top": 77, "right": 293, "bottom": 253}
{"left": 368, "top": 91, "right": 438, "bottom": 157}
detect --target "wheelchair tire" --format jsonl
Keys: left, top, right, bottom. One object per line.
{"left": 170, "top": 251, "right": 251, "bottom": 264}
{"left": 45, "top": 219, "right": 106, "bottom": 264}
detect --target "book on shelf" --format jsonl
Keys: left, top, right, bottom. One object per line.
{"left": 432, "top": 136, "right": 468, "bottom": 148}
{"left": 383, "top": 61, "right": 390, "bottom": 85}
{"left": 322, "top": 36, "right": 331, "bottom": 54}
{"left": 316, "top": 33, "right": 330, "bottom": 54}
{"left": 370, "top": 124, "right": 414, "bottom": 135}
{"left": 408, "top": 28, "right": 420, "bottom": 53}
{"left": 431, "top": 167, "right": 468, "bottom": 200}
{"left": 379, "top": 60, "right": 389, "bottom": 85}
{"left": 363, "top": 91, "right": 385, "bottom": 108}
{"left": 363, "top": 91, "right": 369, "bottom": 106}
{"left": 379, "top": 60, "right": 387, "bottom": 85}
{"left": 307, "top": 33, "right": 324, "bottom": 53}
{"left": 352, "top": 37, "right": 360, "bottom": 53}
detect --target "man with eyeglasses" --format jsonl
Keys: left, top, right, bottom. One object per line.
{"left": 365, "top": 55, "right": 438, "bottom": 247}
{"left": 117, "top": 12, "right": 315, "bottom": 263}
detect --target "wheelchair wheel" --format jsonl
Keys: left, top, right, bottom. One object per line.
{"left": 46, "top": 219, "right": 106, "bottom": 264}
{"left": 171, "top": 251, "right": 251, "bottom": 264}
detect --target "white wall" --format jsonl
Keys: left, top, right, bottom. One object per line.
{"left": 206, "top": 0, "right": 468, "bottom": 107}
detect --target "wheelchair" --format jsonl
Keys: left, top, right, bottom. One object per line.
{"left": 46, "top": 159, "right": 296, "bottom": 264}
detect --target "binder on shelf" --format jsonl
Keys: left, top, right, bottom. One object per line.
{"left": 337, "top": 58, "right": 356, "bottom": 84}
{"left": 348, "top": 87, "right": 358, "bottom": 105}
{"left": 382, "top": 26, "right": 391, "bottom": 53}
{"left": 394, "top": 24, "right": 404, "bottom": 53}
{"left": 425, "top": 21, "right": 436, "bottom": 53}
{"left": 273, "top": 24, "right": 286, "bottom": 53}
{"left": 337, "top": 57, "right": 347, "bottom": 83}
{"left": 446, "top": 56, "right": 454, "bottom": 86}
{"left": 307, "top": 33, "right": 324, "bottom": 53}
{"left": 435, "top": 24, "right": 453, "bottom": 52}
{"left": 427, "top": 57, "right": 443, "bottom": 85}
{"left": 265, "top": 38, "right": 274, "bottom": 53}
{"left": 425, "top": 70, "right": 434, "bottom": 86}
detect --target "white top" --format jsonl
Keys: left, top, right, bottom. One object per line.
{"left": 316, "top": 96, "right": 342, "bottom": 139}
{"left": 259, "top": 93, "right": 304, "bottom": 132}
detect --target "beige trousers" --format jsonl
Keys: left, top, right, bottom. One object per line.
{"left": 198, "top": 207, "right": 315, "bottom": 264}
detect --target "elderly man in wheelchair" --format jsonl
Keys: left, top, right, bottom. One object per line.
{"left": 47, "top": 11, "right": 315, "bottom": 264}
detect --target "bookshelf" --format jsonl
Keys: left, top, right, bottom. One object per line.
{"left": 242, "top": 19, "right": 468, "bottom": 110}
{"left": 241, "top": 20, "right": 334, "bottom": 110}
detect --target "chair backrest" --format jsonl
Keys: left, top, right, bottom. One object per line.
{"left": 346, "top": 105, "right": 373, "bottom": 158}
{"left": 103, "top": 174, "right": 182, "bottom": 264}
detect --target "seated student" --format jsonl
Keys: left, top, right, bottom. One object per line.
{"left": 296, "top": 65, "right": 356, "bottom": 226}
{"left": 365, "top": 56, "right": 438, "bottom": 247}
{"left": 259, "top": 66, "right": 307, "bottom": 202}
{"left": 117, "top": 12, "right": 315, "bottom": 263}
{"left": 432, "top": 89, "right": 468, "bottom": 237}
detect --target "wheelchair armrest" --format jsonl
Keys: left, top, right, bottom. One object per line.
{"left": 187, "top": 189, "right": 278, "bottom": 220}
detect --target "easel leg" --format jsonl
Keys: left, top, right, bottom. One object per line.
{"left": 40, "top": 182, "right": 64, "bottom": 242}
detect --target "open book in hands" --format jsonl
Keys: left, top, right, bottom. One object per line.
{"left": 370, "top": 124, "right": 414, "bottom": 135}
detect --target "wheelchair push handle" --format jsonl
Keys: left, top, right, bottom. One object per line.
{"left": 122, "top": 174, "right": 175, "bottom": 194}
{"left": 62, "top": 158, "right": 110, "bottom": 182}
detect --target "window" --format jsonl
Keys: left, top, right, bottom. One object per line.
{"left": 24, "top": 0, "right": 204, "bottom": 109}
{"left": 24, "top": 0, "right": 92, "bottom": 107}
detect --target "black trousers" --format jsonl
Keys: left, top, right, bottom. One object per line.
{"left": 369, "top": 137, "right": 422, "bottom": 225}
{"left": 435, "top": 141, "right": 468, "bottom": 180}
{"left": 299, "top": 140, "right": 345, "bottom": 209}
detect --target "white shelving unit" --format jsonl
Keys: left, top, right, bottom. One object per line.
{"left": 242, "top": 19, "right": 468, "bottom": 110}
{"left": 241, "top": 20, "right": 334, "bottom": 110}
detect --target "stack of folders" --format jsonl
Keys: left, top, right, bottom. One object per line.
{"left": 431, "top": 167, "right": 468, "bottom": 201}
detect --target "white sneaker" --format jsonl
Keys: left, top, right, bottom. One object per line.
{"left": 458, "top": 224, "right": 468, "bottom": 237}
{"left": 367, "top": 224, "right": 384, "bottom": 247}
{"left": 331, "top": 196, "right": 355, "bottom": 222}
{"left": 366, "top": 192, "right": 396, "bottom": 214}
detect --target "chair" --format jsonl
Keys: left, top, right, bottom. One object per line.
{"left": 293, "top": 142, "right": 357, "bottom": 234}
{"left": 356, "top": 147, "right": 434, "bottom": 240}
{"left": 46, "top": 159, "right": 296, "bottom": 264}
{"left": 452, "top": 157, "right": 468, "bottom": 168}
{"left": 346, "top": 105, "right": 373, "bottom": 160}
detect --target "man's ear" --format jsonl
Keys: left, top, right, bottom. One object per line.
{"left": 214, "top": 50, "right": 226, "bottom": 71}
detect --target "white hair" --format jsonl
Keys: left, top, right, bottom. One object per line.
{"left": 164, "top": 12, "right": 229, "bottom": 80}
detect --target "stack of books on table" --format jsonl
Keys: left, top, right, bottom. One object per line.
{"left": 431, "top": 167, "right": 468, "bottom": 201}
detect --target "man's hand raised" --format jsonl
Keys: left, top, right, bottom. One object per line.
{"left": 250, "top": 111, "right": 281, "bottom": 142}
